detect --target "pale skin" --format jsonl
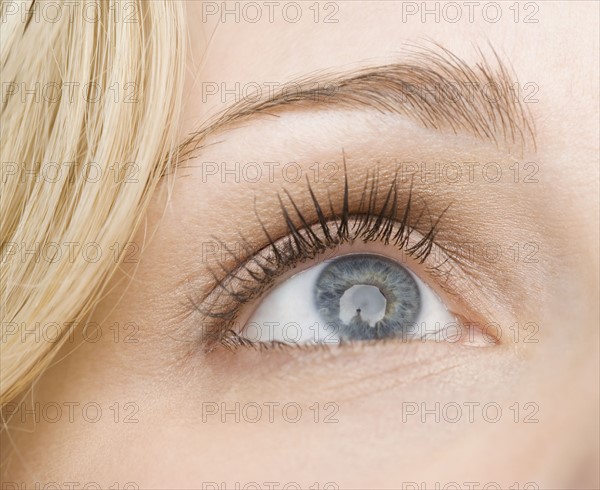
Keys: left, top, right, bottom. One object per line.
{"left": 1, "top": 2, "right": 599, "bottom": 489}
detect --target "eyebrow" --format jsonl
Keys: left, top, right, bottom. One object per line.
{"left": 176, "top": 43, "right": 536, "bottom": 165}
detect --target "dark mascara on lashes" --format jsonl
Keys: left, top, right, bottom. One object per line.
{"left": 192, "top": 156, "right": 454, "bottom": 351}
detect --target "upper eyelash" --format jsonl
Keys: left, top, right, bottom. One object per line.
{"left": 190, "top": 154, "right": 453, "bottom": 350}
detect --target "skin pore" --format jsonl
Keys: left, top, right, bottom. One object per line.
{"left": 1, "top": 2, "right": 598, "bottom": 489}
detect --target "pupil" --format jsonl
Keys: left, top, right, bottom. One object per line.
{"left": 339, "top": 284, "right": 387, "bottom": 327}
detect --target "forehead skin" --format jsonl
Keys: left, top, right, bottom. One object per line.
{"left": 2, "top": 1, "right": 598, "bottom": 488}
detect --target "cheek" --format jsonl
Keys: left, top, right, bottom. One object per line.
{"left": 0, "top": 312, "right": 583, "bottom": 489}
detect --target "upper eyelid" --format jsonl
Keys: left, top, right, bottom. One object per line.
{"left": 194, "top": 216, "right": 477, "bottom": 353}
{"left": 187, "top": 163, "right": 474, "bottom": 349}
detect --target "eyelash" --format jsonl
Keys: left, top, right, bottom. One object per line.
{"left": 192, "top": 158, "right": 454, "bottom": 352}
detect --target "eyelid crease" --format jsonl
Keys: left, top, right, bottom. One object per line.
{"left": 186, "top": 156, "right": 470, "bottom": 351}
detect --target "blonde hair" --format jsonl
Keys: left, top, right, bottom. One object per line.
{"left": 0, "top": 0, "right": 186, "bottom": 405}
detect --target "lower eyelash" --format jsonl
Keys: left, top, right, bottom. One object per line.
{"left": 218, "top": 327, "right": 429, "bottom": 353}
{"left": 192, "top": 156, "right": 453, "bottom": 351}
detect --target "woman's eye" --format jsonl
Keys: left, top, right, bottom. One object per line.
{"left": 241, "top": 253, "right": 457, "bottom": 345}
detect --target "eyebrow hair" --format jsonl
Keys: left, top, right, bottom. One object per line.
{"left": 176, "top": 43, "right": 536, "bottom": 163}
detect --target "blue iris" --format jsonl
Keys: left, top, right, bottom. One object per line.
{"left": 314, "top": 254, "right": 421, "bottom": 340}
